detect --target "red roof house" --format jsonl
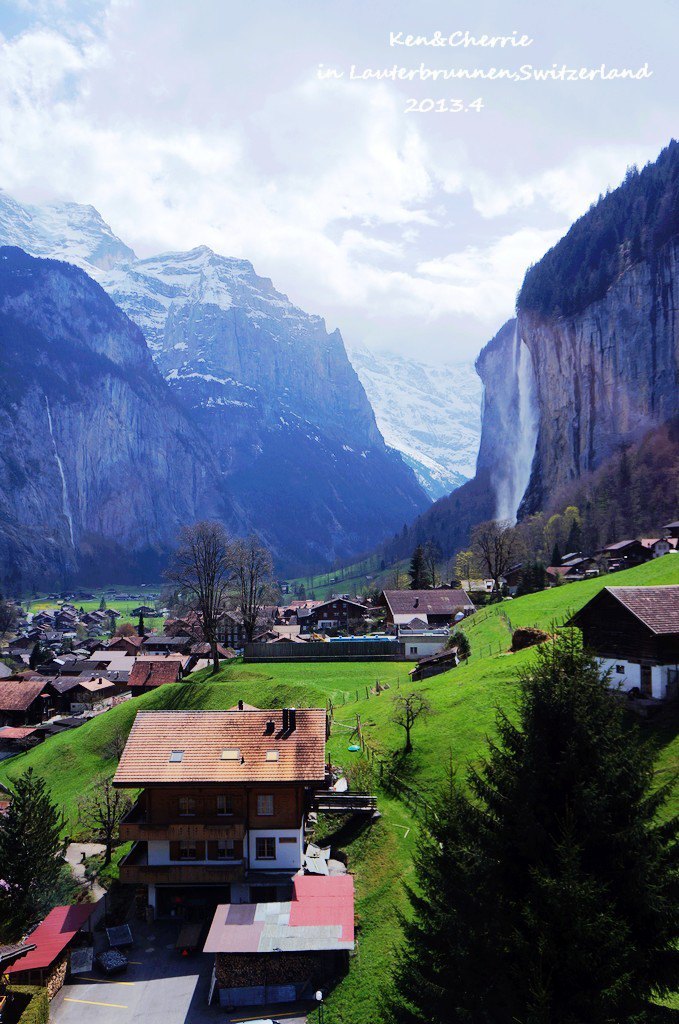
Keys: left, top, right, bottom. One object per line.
{"left": 5, "top": 904, "right": 94, "bottom": 984}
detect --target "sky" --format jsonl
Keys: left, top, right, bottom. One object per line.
{"left": 0, "top": 0, "right": 676, "bottom": 361}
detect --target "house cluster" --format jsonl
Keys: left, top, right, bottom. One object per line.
{"left": 114, "top": 702, "right": 354, "bottom": 1009}
{"left": 546, "top": 520, "right": 679, "bottom": 584}
{"left": 0, "top": 626, "right": 238, "bottom": 755}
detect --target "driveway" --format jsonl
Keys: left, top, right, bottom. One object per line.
{"left": 50, "top": 919, "right": 307, "bottom": 1024}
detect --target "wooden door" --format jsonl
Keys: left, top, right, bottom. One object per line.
{"left": 640, "top": 665, "right": 652, "bottom": 697}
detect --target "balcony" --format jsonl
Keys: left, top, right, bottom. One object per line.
{"left": 119, "top": 804, "right": 245, "bottom": 843}
{"left": 119, "top": 843, "right": 245, "bottom": 886}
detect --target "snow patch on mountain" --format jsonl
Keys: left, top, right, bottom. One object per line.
{"left": 348, "top": 347, "right": 483, "bottom": 500}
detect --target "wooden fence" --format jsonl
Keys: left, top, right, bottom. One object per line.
{"left": 244, "top": 640, "right": 406, "bottom": 663}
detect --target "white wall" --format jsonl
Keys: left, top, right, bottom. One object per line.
{"left": 598, "top": 658, "right": 668, "bottom": 700}
{"left": 402, "top": 638, "right": 447, "bottom": 660}
{"left": 247, "top": 827, "right": 303, "bottom": 871}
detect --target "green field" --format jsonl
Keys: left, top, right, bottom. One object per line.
{"left": 25, "top": 586, "right": 164, "bottom": 629}
{"left": 2, "top": 556, "right": 679, "bottom": 1022}
{"left": 286, "top": 556, "right": 409, "bottom": 600}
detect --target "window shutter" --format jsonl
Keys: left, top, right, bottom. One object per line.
{"left": 207, "top": 841, "right": 218, "bottom": 860}
{"left": 169, "top": 841, "right": 181, "bottom": 861}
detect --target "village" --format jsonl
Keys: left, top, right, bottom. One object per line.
{"left": 0, "top": 515, "right": 678, "bottom": 1024}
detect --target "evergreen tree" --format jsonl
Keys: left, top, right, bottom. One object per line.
{"left": 0, "top": 769, "right": 65, "bottom": 941}
{"left": 409, "top": 545, "right": 427, "bottom": 590}
{"left": 137, "top": 611, "right": 145, "bottom": 638}
{"left": 550, "top": 541, "right": 561, "bottom": 566}
{"left": 391, "top": 634, "right": 679, "bottom": 1024}
{"left": 99, "top": 595, "right": 107, "bottom": 611}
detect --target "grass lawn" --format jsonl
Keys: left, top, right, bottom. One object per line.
{"left": 2, "top": 556, "right": 679, "bottom": 1022}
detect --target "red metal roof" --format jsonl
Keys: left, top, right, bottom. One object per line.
{"left": 6, "top": 904, "right": 94, "bottom": 973}
{"left": 203, "top": 874, "right": 354, "bottom": 954}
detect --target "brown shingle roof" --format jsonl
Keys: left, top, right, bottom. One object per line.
{"left": 604, "top": 586, "right": 679, "bottom": 634}
{"left": 128, "top": 659, "right": 182, "bottom": 689}
{"left": 382, "top": 589, "right": 475, "bottom": 616}
{"left": 113, "top": 708, "right": 327, "bottom": 786}
{"left": 0, "top": 678, "right": 47, "bottom": 712}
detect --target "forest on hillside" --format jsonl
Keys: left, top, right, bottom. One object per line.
{"left": 518, "top": 140, "right": 679, "bottom": 318}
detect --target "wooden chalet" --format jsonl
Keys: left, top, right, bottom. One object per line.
{"left": 568, "top": 585, "right": 679, "bottom": 699}
{"left": 114, "top": 705, "right": 328, "bottom": 918}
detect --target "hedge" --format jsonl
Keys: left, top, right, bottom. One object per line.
{"left": 7, "top": 985, "right": 49, "bottom": 1024}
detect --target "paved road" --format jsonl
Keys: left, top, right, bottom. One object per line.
{"left": 51, "top": 920, "right": 307, "bottom": 1024}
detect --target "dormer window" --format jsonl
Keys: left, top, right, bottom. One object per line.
{"left": 169, "top": 750, "right": 184, "bottom": 763}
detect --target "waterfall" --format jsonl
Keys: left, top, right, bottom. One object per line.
{"left": 45, "top": 395, "right": 75, "bottom": 548}
{"left": 495, "top": 323, "right": 539, "bottom": 523}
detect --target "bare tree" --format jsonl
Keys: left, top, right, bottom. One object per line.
{"left": 103, "top": 725, "right": 128, "bottom": 763}
{"left": 471, "top": 519, "right": 520, "bottom": 600}
{"left": 165, "top": 521, "right": 234, "bottom": 674}
{"left": 77, "top": 777, "right": 132, "bottom": 866}
{"left": 423, "top": 540, "right": 442, "bottom": 588}
{"left": 391, "top": 692, "right": 432, "bottom": 753}
{"left": 233, "top": 535, "right": 274, "bottom": 643}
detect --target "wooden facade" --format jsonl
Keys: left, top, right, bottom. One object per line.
{"left": 570, "top": 589, "right": 679, "bottom": 664}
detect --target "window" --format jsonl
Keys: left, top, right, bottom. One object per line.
{"left": 256, "top": 836, "right": 276, "bottom": 860}
{"left": 216, "top": 840, "right": 236, "bottom": 860}
{"left": 257, "top": 794, "right": 274, "bottom": 816}
{"left": 221, "top": 748, "right": 241, "bottom": 761}
{"left": 216, "top": 794, "right": 233, "bottom": 816}
{"left": 179, "top": 840, "right": 197, "bottom": 860}
{"left": 616, "top": 664, "right": 626, "bottom": 674}
{"left": 169, "top": 750, "right": 184, "bottom": 763}
{"left": 178, "top": 796, "right": 196, "bottom": 817}
{"left": 409, "top": 646, "right": 418, "bottom": 655}
{"left": 265, "top": 750, "right": 279, "bottom": 762}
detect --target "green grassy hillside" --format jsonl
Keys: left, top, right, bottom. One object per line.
{"left": 2, "top": 556, "right": 678, "bottom": 1023}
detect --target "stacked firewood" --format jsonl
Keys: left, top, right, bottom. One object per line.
{"left": 215, "top": 951, "right": 322, "bottom": 987}
{"left": 46, "top": 955, "right": 68, "bottom": 998}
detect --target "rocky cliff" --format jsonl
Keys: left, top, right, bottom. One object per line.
{"left": 0, "top": 247, "right": 223, "bottom": 587}
{"left": 518, "top": 237, "right": 679, "bottom": 515}
{"left": 0, "top": 191, "right": 429, "bottom": 578}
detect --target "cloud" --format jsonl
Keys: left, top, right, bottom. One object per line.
{"left": 0, "top": 4, "right": 670, "bottom": 361}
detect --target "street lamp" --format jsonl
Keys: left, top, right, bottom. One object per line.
{"left": 315, "top": 989, "right": 325, "bottom": 1024}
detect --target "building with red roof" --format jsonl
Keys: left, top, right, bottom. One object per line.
{"left": 203, "top": 874, "right": 354, "bottom": 1008}
{"left": 5, "top": 904, "right": 94, "bottom": 986}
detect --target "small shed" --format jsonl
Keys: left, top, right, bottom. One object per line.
{"left": 4, "top": 904, "right": 95, "bottom": 994}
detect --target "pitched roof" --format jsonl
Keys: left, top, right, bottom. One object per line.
{"left": 382, "top": 589, "right": 475, "bottom": 616}
{"left": 114, "top": 708, "right": 327, "bottom": 786}
{"left": 5, "top": 905, "right": 94, "bottom": 974}
{"left": 128, "top": 659, "right": 182, "bottom": 689}
{"left": 602, "top": 586, "right": 679, "bottom": 634}
{"left": 603, "top": 539, "right": 642, "bottom": 551}
{"left": 203, "top": 874, "right": 354, "bottom": 954}
{"left": 0, "top": 678, "right": 47, "bottom": 712}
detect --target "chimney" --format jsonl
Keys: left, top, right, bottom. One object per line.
{"left": 414, "top": 598, "right": 419, "bottom": 608}
{"left": 282, "top": 707, "right": 290, "bottom": 732}
{"left": 289, "top": 708, "right": 297, "bottom": 732}
{"left": 265, "top": 718, "right": 275, "bottom": 735}
{"left": 238, "top": 699, "right": 244, "bottom": 711}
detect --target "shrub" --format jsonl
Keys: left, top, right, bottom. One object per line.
{"left": 8, "top": 985, "right": 49, "bottom": 1024}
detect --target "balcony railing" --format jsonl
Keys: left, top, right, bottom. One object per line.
{"left": 119, "top": 843, "right": 245, "bottom": 886}
{"left": 119, "top": 805, "right": 245, "bottom": 843}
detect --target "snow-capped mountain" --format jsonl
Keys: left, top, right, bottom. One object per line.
{"left": 0, "top": 190, "right": 428, "bottom": 575}
{"left": 349, "top": 347, "right": 482, "bottom": 500}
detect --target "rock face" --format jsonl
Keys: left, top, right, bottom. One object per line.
{"left": 348, "top": 346, "right": 482, "bottom": 500}
{"left": 0, "top": 191, "right": 429, "bottom": 577}
{"left": 518, "top": 238, "right": 679, "bottom": 514}
{"left": 0, "top": 247, "right": 223, "bottom": 587}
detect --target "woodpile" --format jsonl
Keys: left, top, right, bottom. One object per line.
{"left": 215, "top": 951, "right": 321, "bottom": 987}
{"left": 46, "top": 955, "right": 68, "bottom": 998}
{"left": 511, "top": 627, "right": 549, "bottom": 652}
